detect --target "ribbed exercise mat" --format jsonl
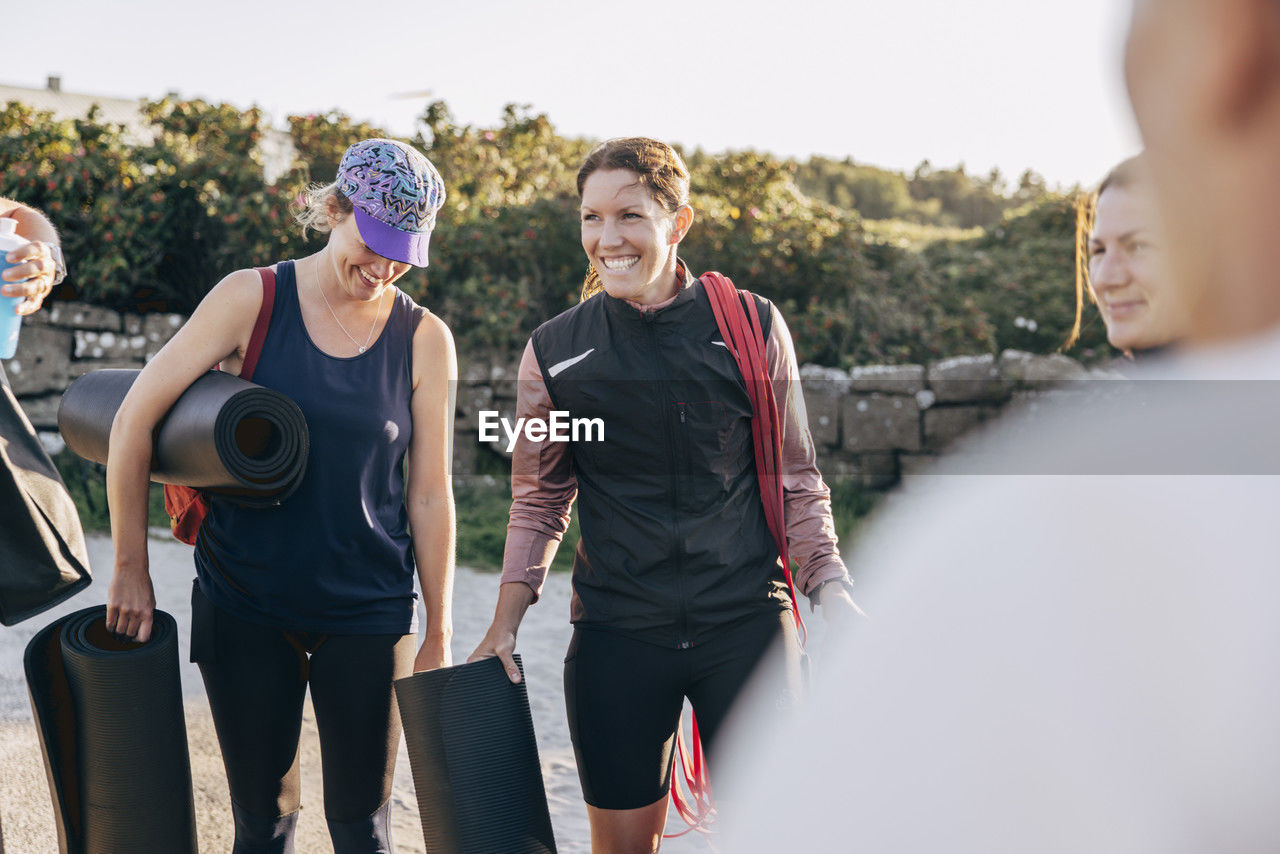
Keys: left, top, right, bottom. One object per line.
{"left": 395, "top": 655, "right": 557, "bottom": 853}
{"left": 24, "top": 605, "right": 197, "bottom": 854}
{"left": 58, "top": 368, "right": 309, "bottom": 507}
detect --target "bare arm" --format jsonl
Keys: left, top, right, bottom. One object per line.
{"left": 406, "top": 311, "right": 458, "bottom": 672}
{"left": 105, "top": 269, "right": 263, "bottom": 642}
{"left": 0, "top": 197, "right": 62, "bottom": 315}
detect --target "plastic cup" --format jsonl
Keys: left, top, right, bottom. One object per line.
{"left": 0, "top": 218, "right": 29, "bottom": 358}
{"left": 0, "top": 269, "right": 22, "bottom": 359}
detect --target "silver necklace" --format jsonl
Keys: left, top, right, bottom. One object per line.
{"left": 317, "top": 277, "right": 384, "bottom": 354}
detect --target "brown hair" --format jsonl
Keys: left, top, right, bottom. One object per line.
{"left": 577, "top": 138, "right": 691, "bottom": 301}
{"left": 1067, "top": 155, "right": 1146, "bottom": 349}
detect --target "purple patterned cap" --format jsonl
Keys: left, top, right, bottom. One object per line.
{"left": 336, "top": 138, "right": 446, "bottom": 267}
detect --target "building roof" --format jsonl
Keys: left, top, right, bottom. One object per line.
{"left": 0, "top": 77, "right": 296, "bottom": 181}
{"left": 0, "top": 79, "right": 150, "bottom": 136}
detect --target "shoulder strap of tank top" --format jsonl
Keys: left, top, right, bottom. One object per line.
{"left": 240, "top": 267, "right": 277, "bottom": 381}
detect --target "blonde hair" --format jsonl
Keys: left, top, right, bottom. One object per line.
{"left": 576, "top": 138, "right": 691, "bottom": 302}
{"left": 292, "top": 181, "right": 354, "bottom": 238}
{"left": 1067, "top": 155, "right": 1145, "bottom": 349}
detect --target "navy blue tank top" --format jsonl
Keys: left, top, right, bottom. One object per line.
{"left": 195, "top": 260, "right": 425, "bottom": 634}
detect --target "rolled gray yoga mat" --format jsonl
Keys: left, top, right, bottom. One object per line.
{"left": 395, "top": 655, "right": 557, "bottom": 853}
{"left": 24, "top": 605, "right": 197, "bottom": 854}
{"left": 58, "top": 368, "right": 309, "bottom": 507}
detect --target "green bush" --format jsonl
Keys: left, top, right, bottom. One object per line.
{"left": 0, "top": 103, "right": 164, "bottom": 307}
{"left": 921, "top": 196, "right": 1114, "bottom": 358}
{"left": 52, "top": 450, "right": 168, "bottom": 532}
{"left": 0, "top": 96, "right": 1092, "bottom": 367}
{"left": 796, "top": 156, "right": 1052, "bottom": 229}
{"left": 452, "top": 477, "right": 581, "bottom": 573}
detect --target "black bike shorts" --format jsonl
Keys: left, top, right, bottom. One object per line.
{"left": 563, "top": 609, "right": 801, "bottom": 810}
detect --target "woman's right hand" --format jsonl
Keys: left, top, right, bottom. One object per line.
{"left": 468, "top": 623, "right": 521, "bottom": 683}
{"left": 103, "top": 269, "right": 262, "bottom": 644}
{"left": 467, "top": 582, "right": 536, "bottom": 683}
{"left": 106, "top": 563, "right": 156, "bottom": 643}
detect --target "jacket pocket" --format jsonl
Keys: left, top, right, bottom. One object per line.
{"left": 675, "top": 400, "right": 730, "bottom": 508}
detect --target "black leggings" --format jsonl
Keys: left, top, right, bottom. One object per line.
{"left": 190, "top": 581, "right": 416, "bottom": 822}
{"left": 564, "top": 609, "right": 802, "bottom": 810}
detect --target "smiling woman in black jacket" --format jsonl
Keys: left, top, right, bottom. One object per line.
{"left": 469, "top": 137, "right": 856, "bottom": 852}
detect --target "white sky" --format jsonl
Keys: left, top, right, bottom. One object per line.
{"left": 7, "top": 0, "right": 1139, "bottom": 188}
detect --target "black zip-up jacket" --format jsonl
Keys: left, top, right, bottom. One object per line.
{"left": 530, "top": 277, "right": 792, "bottom": 648}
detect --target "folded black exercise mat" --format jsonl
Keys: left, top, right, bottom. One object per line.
{"left": 395, "top": 655, "right": 557, "bottom": 853}
{"left": 0, "top": 371, "right": 91, "bottom": 626}
{"left": 25, "top": 605, "right": 197, "bottom": 854}
{"left": 58, "top": 368, "right": 309, "bottom": 507}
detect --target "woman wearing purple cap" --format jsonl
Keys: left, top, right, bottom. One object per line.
{"left": 105, "top": 138, "right": 454, "bottom": 853}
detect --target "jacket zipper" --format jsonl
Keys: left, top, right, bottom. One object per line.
{"left": 644, "top": 313, "right": 693, "bottom": 649}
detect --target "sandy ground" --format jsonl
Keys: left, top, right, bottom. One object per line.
{"left": 0, "top": 533, "right": 716, "bottom": 854}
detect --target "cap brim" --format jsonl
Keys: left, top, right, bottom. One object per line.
{"left": 353, "top": 206, "right": 431, "bottom": 267}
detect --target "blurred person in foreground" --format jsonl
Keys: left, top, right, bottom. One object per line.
{"left": 1071, "top": 155, "right": 1192, "bottom": 358}
{"left": 719, "top": 0, "right": 1280, "bottom": 850}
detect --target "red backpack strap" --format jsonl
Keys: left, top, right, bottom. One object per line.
{"left": 166, "top": 266, "right": 276, "bottom": 545}
{"left": 666, "top": 273, "right": 808, "bottom": 841}
{"left": 239, "top": 267, "right": 276, "bottom": 381}
{"left": 701, "top": 272, "right": 802, "bottom": 631}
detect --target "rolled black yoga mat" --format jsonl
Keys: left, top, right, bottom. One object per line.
{"left": 58, "top": 368, "right": 309, "bottom": 507}
{"left": 395, "top": 655, "right": 557, "bottom": 853}
{"left": 24, "top": 605, "right": 197, "bottom": 854}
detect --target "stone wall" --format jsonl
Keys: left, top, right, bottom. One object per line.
{"left": 5, "top": 302, "right": 185, "bottom": 435}
{"left": 454, "top": 350, "right": 1093, "bottom": 491}
{"left": 796, "top": 352, "right": 1089, "bottom": 488}
{"left": 8, "top": 303, "right": 1092, "bottom": 492}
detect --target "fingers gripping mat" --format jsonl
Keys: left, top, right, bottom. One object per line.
{"left": 24, "top": 606, "right": 197, "bottom": 854}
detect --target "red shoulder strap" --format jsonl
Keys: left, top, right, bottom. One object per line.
{"left": 700, "top": 271, "right": 802, "bottom": 633}
{"left": 666, "top": 273, "right": 810, "bottom": 841}
{"left": 240, "top": 267, "right": 276, "bottom": 381}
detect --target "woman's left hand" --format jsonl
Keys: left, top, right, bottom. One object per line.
{"left": 413, "top": 632, "right": 452, "bottom": 673}
{"left": 2, "top": 241, "right": 61, "bottom": 315}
